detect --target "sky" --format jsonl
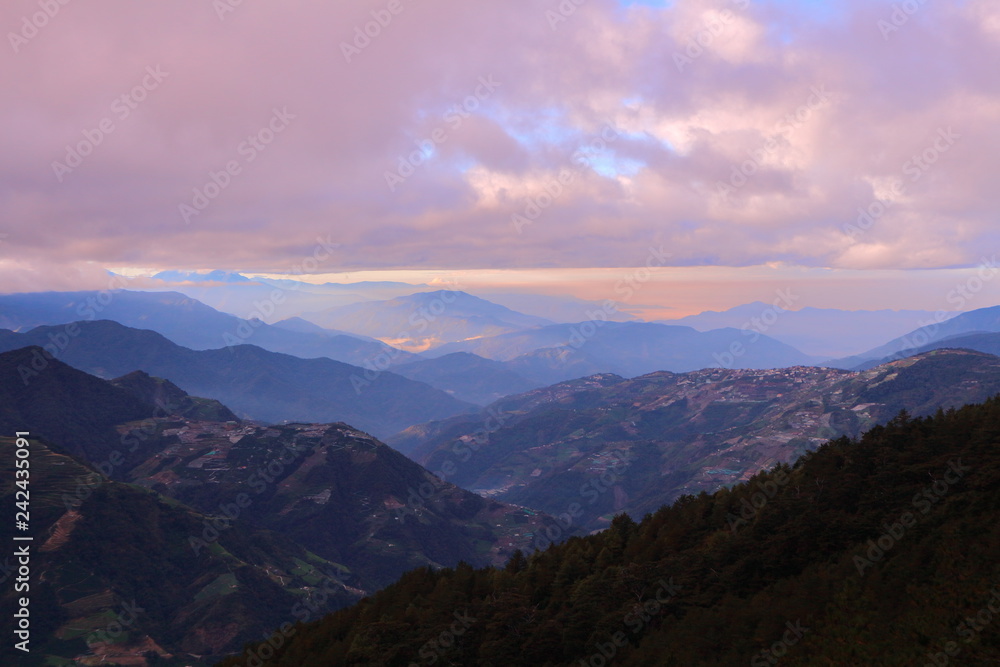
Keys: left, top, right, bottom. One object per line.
{"left": 2, "top": 0, "right": 999, "bottom": 314}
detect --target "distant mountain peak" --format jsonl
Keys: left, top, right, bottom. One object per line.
{"left": 392, "top": 289, "right": 522, "bottom": 309}
{"left": 273, "top": 316, "right": 327, "bottom": 332}
{"left": 153, "top": 269, "right": 253, "bottom": 283}
{"left": 312, "top": 290, "right": 554, "bottom": 353}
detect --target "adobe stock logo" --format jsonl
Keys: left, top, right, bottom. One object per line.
{"left": 51, "top": 66, "right": 169, "bottom": 182}
{"left": 750, "top": 620, "right": 810, "bottom": 666}
{"left": 673, "top": 0, "right": 751, "bottom": 73}
{"left": 878, "top": 0, "right": 928, "bottom": 40}
{"left": 854, "top": 459, "right": 970, "bottom": 576}
{"left": 340, "top": 0, "right": 410, "bottom": 63}
{"left": 726, "top": 467, "right": 790, "bottom": 532}
{"left": 178, "top": 107, "right": 295, "bottom": 224}
{"left": 384, "top": 77, "right": 501, "bottom": 192}
{"left": 8, "top": 0, "right": 73, "bottom": 54}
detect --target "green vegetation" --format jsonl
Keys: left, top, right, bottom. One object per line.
{"left": 221, "top": 398, "right": 1000, "bottom": 665}
{"left": 0, "top": 347, "right": 558, "bottom": 664}
{"left": 0, "top": 346, "right": 153, "bottom": 464}
{"left": 0, "top": 436, "right": 358, "bottom": 666}
{"left": 406, "top": 350, "right": 1000, "bottom": 534}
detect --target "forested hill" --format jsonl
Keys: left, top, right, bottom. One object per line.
{"left": 220, "top": 398, "right": 1000, "bottom": 666}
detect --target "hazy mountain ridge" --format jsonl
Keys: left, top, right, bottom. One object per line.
{"left": 856, "top": 330, "right": 1000, "bottom": 369}
{"left": 826, "top": 304, "right": 1000, "bottom": 369}
{"left": 428, "top": 320, "right": 817, "bottom": 381}
{"left": 146, "top": 271, "right": 440, "bottom": 318}
{"left": 305, "top": 290, "right": 554, "bottom": 352}
{"left": 0, "top": 321, "right": 474, "bottom": 437}
{"left": 0, "top": 290, "right": 416, "bottom": 368}
{"left": 392, "top": 352, "right": 540, "bottom": 405}
{"left": 663, "top": 302, "right": 942, "bottom": 358}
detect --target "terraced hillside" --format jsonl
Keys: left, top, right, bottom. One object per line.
{"left": 394, "top": 349, "right": 1000, "bottom": 533}
{"left": 0, "top": 436, "right": 358, "bottom": 666}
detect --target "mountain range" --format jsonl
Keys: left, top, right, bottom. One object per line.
{"left": 0, "top": 290, "right": 415, "bottom": 369}
{"left": 428, "top": 320, "right": 818, "bottom": 376}
{"left": 226, "top": 393, "right": 1000, "bottom": 665}
{"left": 391, "top": 348, "right": 1000, "bottom": 533}
{"left": 826, "top": 304, "right": 1000, "bottom": 369}
{"left": 0, "top": 321, "right": 472, "bottom": 438}
{"left": 0, "top": 347, "right": 559, "bottom": 665}
{"left": 0, "top": 349, "right": 361, "bottom": 664}
{"left": 662, "top": 302, "right": 943, "bottom": 358}
{"left": 11, "top": 288, "right": 1000, "bottom": 383}
{"left": 0, "top": 289, "right": 833, "bottom": 407}
{"left": 148, "top": 271, "right": 642, "bottom": 326}
{"left": 147, "top": 270, "right": 436, "bottom": 317}
{"left": 4, "top": 284, "right": 1000, "bottom": 665}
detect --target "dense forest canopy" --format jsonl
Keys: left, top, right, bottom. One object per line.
{"left": 221, "top": 400, "right": 1000, "bottom": 666}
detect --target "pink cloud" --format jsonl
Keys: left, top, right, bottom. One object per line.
{"left": 0, "top": 0, "right": 998, "bottom": 294}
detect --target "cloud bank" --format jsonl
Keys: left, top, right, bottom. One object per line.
{"left": 2, "top": 0, "right": 998, "bottom": 290}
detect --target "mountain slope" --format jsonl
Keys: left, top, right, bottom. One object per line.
{"left": 0, "top": 346, "right": 555, "bottom": 591}
{"left": 221, "top": 396, "right": 1000, "bottom": 666}
{"left": 388, "top": 373, "right": 629, "bottom": 458}
{"left": 120, "top": 418, "right": 561, "bottom": 591}
{"left": 110, "top": 370, "right": 240, "bottom": 422}
{"left": 396, "top": 349, "right": 1000, "bottom": 532}
{"left": 469, "top": 291, "right": 638, "bottom": 324}
{"left": 0, "top": 349, "right": 558, "bottom": 664}
{"left": 0, "top": 322, "right": 475, "bottom": 437}
{"left": 826, "top": 304, "right": 1000, "bottom": 369}
{"left": 0, "top": 436, "right": 359, "bottom": 666}
{"left": 856, "top": 332, "right": 1000, "bottom": 370}
{"left": 271, "top": 316, "right": 356, "bottom": 337}
{"left": 0, "top": 346, "right": 155, "bottom": 464}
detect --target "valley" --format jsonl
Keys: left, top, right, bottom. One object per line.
{"left": 6, "top": 6, "right": 998, "bottom": 663}
{"left": 3, "top": 291, "right": 1000, "bottom": 665}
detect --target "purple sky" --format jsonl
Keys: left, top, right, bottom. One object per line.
{"left": 2, "top": 0, "right": 999, "bottom": 313}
